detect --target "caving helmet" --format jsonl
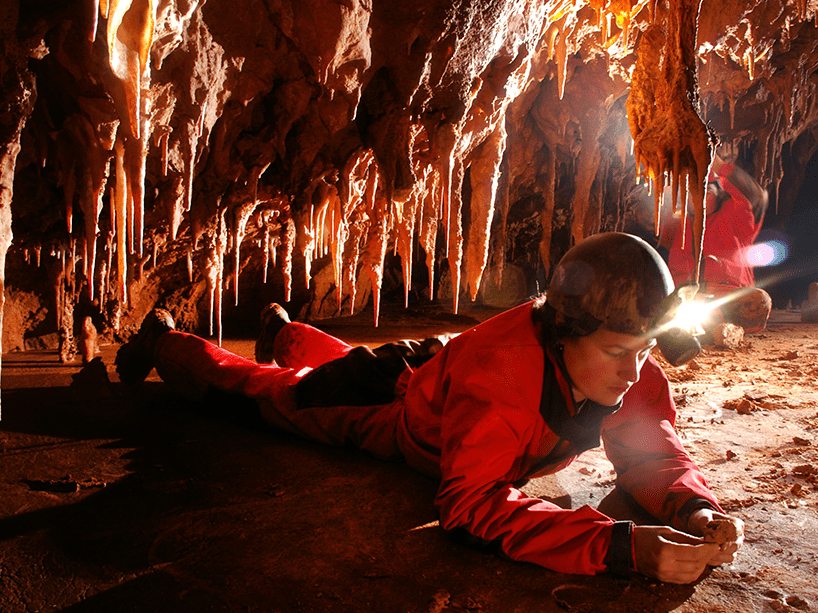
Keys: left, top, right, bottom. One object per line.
{"left": 546, "top": 232, "right": 700, "bottom": 366}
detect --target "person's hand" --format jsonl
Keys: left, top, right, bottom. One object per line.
{"left": 633, "top": 525, "right": 721, "bottom": 584}
{"left": 711, "top": 153, "right": 727, "bottom": 174}
{"left": 686, "top": 508, "right": 745, "bottom": 567}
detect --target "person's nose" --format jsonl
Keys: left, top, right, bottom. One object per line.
{"left": 619, "top": 354, "right": 640, "bottom": 384}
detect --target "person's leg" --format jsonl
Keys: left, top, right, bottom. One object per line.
{"left": 699, "top": 287, "right": 772, "bottom": 337}
{"left": 154, "top": 331, "right": 302, "bottom": 407}
{"left": 253, "top": 302, "right": 355, "bottom": 368}
{"left": 721, "top": 287, "right": 771, "bottom": 333}
{"left": 272, "top": 322, "right": 354, "bottom": 369}
{"left": 119, "top": 308, "right": 405, "bottom": 458}
{"left": 115, "top": 309, "right": 176, "bottom": 385}
{"left": 154, "top": 330, "right": 404, "bottom": 458}
{"left": 254, "top": 303, "right": 291, "bottom": 363}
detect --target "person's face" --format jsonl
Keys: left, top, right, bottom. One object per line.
{"left": 560, "top": 328, "right": 656, "bottom": 406}
{"left": 704, "top": 181, "right": 720, "bottom": 215}
{"left": 687, "top": 182, "right": 719, "bottom": 218}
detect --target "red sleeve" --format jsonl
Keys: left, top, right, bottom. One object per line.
{"left": 720, "top": 168, "right": 761, "bottom": 236}
{"left": 434, "top": 346, "right": 615, "bottom": 575}
{"left": 601, "top": 356, "right": 723, "bottom": 531}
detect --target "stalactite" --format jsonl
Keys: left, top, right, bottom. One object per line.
{"left": 419, "top": 168, "right": 440, "bottom": 301}
{"left": 269, "top": 229, "right": 278, "bottom": 268}
{"left": 315, "top": 200, "right": 329, "bottom": 258}
{"left": 55, "top": 249, "right": 66, "bottom": 333}
{"left": 554, "top": 24, "right": 568, "bottom": 101}
{"left": 281, "top": 217, "right": 296, "bottom": 302}
{"left": 78, "top": 171, "right": 98, "bottom": 300}
{"left": 169, "top": 175, "right": 185, "bottom": 240}
{"left": 797, "top": 0, "right": 807, "bottom": 20}
{"left": 203, "top": 212, "right": 227, "bottom": 345}
{"left": 68, "top": 238, "right": 77, "bottom": 295}
{"left": 394, "top": 192, "right": 418, "bottom": 308}
{"left": 114, "top": 136, "right": 128, "bottom": 303}
{"left": 125, "top": 131, "right": 148, "bottom": 258}
{"left": 332, "top": 201, "right": 348, "bottom": 314}
{"left": 62, "top": 152, "right": 76, "bottom": 235}
{"left": 343, "top": 219, "right": 365, "bottom": 315}
{"left": 447, "top": 158, "right": 466, "bottom": 314}
{"left": 340, "top": 149, "right": 377, "bottom": 314}
{"left": 312, "top": 179, "right": 344, "bottom": 312}
{"left": 362, "top": 196, "right": 389, "bottom": 327}
{"left": 104, "top": 228, "right": 114, "bottom": 300}
{"left": 151, "top": 232, "right": 164, "bottom": 271}
{"left": 63, "top": 113, "right": 111, "bottom": 302}
{"left": 105, "top": 0, "right": 156, "bottom": 140}
{"left": 184, "top": 121, "right": 198, "bottom": 212}
{"left": 627, "top": 0, "right": 713, "bottom": 281}
{"left": 90, "top": 0, "right": 101, "bottom": 41}
{"left": 232, "top": 200, "right": 258, "bottom": 306}
{"left": 262, "top": 216, "right": 272, "bottom": 284}
{"left": 466, "top": 122, "right": 507, "bottom": 301}
{"left": 432, "top": 120, "right": 465, "bottom": 313}
{"left": 570, "top": 109, "right": 603, "bottom": 245}
{"left": 302, "top": 204, "right": 316, "bottom": 289}
{"left": 538, "top": 146, "right": 557, "bottom": 275}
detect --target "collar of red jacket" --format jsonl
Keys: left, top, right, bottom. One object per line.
{"left": 540, "top": 343, "right": 621, "bottom": 448}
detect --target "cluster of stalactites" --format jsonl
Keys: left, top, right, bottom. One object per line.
{"left": 296, "top": 118, "right": 510, "bottom": 326}
{"left": 627, "top": 0, "right": 715, "bottom": 282}
{"left": 37, "top": 0, "right": 228, "bottom": 340}
{"left": 33, "top": 0, "right": 732, "bottom": 337}
{"left": 40, "top": 0, "right": 170, "bottom": 316}
{"left": 697, "top": 1, "right": 817, "bottom": 209}
{"left": 298, "top": 145, "right": 441, "bottom": 326}
{"left": 39, "top": 0, "right": 522, "bottom": 334}
{"left": 297, "top": 0, "right": 719, "bottom": 323}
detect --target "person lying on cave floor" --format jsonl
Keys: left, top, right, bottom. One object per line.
{"left": 116, "top": 232, "right": 744, "bottom": 585}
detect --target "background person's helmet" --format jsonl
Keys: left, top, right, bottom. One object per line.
{"left": 547, "top": 232, "right": 700, "bottom": 365}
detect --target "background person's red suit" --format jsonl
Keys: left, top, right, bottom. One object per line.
{"left": 668, "top": 160, "right": 767, "bottom": 293}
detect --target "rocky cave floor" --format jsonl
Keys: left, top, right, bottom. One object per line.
{"left": 1, "top": 305, "right": 817, "bottom": 613}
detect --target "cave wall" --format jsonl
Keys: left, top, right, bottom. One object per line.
{"left": 2, "top": 0, "right": 818, "bottom": 362}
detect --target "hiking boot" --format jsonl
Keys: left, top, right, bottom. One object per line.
{"left": 115, "top": 308, "right": 175, "bottom": 384}
{"left": 255, "top": 303, "right": 291, "bottom": 364}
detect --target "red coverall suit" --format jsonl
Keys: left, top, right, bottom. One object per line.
{"left": 668, "top": 162, "right": 764, "bottom": 294}
{"left": 153, "top": 302, "right": 722, "bottom": 576}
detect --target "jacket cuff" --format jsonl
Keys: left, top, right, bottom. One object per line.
{"left": 677, "top": 497, "right": 721, "bottom": 531}
{"left": 605, "top": 521, "right": 635, "bottom": 578}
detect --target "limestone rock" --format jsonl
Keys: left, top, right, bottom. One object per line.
{"left": 713, "top": 322, "right": 744, "bottom": 350}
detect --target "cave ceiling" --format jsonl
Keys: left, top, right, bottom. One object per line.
{"left": 2, "top": 0, "right": 818, "bottom": 351}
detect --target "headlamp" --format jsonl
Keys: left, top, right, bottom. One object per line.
{"left": 656, "top": 327, "right": 701, "bottom": 367}
{"left": 654, "top": 283, "right": 705, "bottom": 367}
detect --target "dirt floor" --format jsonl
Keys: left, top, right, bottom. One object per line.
{"left": 1, "top": 304, "right": 817, "bottom": 613}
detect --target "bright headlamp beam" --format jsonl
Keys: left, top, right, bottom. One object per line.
{"left": 668, "top": 299, "right": 714, "bottom": 334}
{"left": 651, "top": 285, "right": 758, "bottom": 339}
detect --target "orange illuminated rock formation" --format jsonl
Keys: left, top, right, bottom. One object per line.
{"left": 1, "top": 0, "right": 817, "bottom": 374}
